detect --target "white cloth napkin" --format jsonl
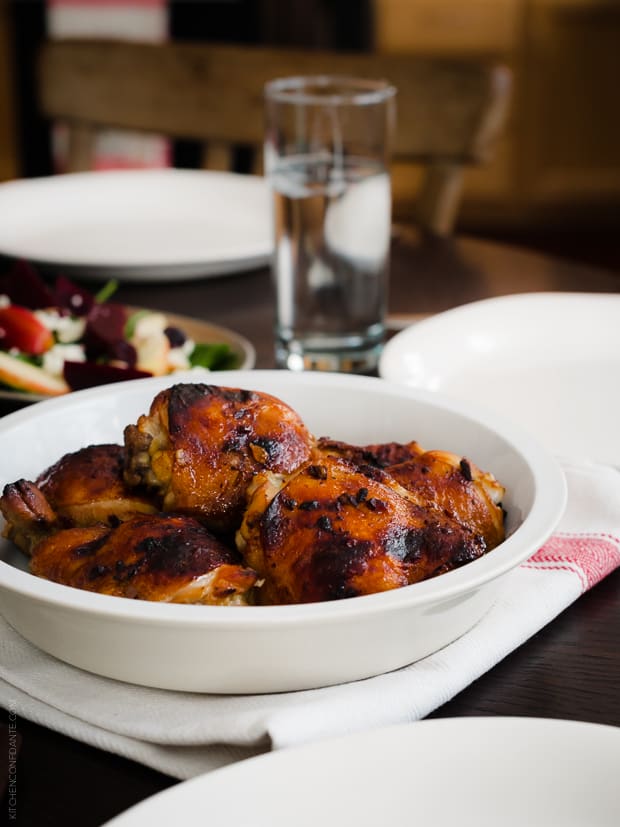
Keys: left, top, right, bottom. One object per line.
{"left": 1, "top": 460, "right": 619, "bottom": 780}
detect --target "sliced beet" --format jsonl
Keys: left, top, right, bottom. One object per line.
{"left": 53, "top": 274, "right": 96, "bottom": 316}
{"left": 63, "top": 360, "right": 151, "bottom": 391}
{"left": 108, "top": 339, "right": 137, "bottom": 367}
{"left": 83, "top": 302, "right": 129, "bottom": 359}
{"left": 0, "top": 260, "right": 56, "bottom": 309}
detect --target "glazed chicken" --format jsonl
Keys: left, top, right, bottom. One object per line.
{"left": 29, "top": 515, "right": 257, "bottom": 605}
{"left": 0, "top": 482, "right": 257, "bottom": 605}
{"left": 123, "top": 383, "right": 314, "bottom": 534}
{"left": 317, "top": 437, "right": 425, "bottom": 467}
{"left": 1, "top": 383, "right": 508, "bottom": 607}
{"left": 318, "top": 438, "right": 506, "bottom": 550}
{"left": 237, "top": 453, "right": 488, "bottom": 604}
{"left": 35, "top": 443, "right": 157, "bottom": 528}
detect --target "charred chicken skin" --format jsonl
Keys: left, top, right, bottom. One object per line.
{"left": 385, "top": 451, "right": 505, "bottom": 551}
{"left": 35, "top": 443, "right": 157, "bottom": 527}
{"left": 317, "top": 437, "right": 425, "bottom": 467}
{"left": 123, "top": 383, "right": 314, "bottom": 534}
{"left": 0, "top": 482, "right": 257, "bottom": 605}
{"left": 1, "top": 384, "right": 508, "bottom": 607}
{"left": 237, "top": 454, "right": 487, "bottom": 604}
{"left": 29, "top": 514, "right": 257, "bottom": 605}
{"left": 318, "top": 438, "right": 505, "bottom": 551}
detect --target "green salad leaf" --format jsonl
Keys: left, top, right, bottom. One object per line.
{"left": 189, "top": 343, "right": 238, "bottom": 370}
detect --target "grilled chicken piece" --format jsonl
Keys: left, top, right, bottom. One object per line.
{"left": 386, "top": 450, "right": 505, "bottom": 550}
{"left": 35, "top": 443, "right": 157, "bottom": 527}
{"left": 1, "top": 444, "right": 157, "bottom": 555}
{"left": 317, "top": 437, "right": 425, "bottom": 467}
{"left": 1, "top": 478, "right": 257, "bottom": 604}
{"left": 2, "top": 488, "right": 257, "bottom": 604}
{"left": 318, "top": 439, "right": 505, "bottom": 550}
{"left": 237, "top": 454, "right": 487, "bottom": 605}
{"left": 124, "top": 383, "right": 314, "bottom": 534}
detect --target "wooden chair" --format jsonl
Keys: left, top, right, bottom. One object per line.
{"left": 37, "top": 39, "right": 511, "bottom": 236}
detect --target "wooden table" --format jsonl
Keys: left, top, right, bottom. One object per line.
{"left": 1, "top": 231, "right": 619, "bottom": 827}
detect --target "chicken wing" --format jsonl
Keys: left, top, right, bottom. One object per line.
{"left": 123, "top": 383, "right": 315, "bottom": 533}
{"left": 237, "top": 454, "right": 486, "bottom": 604}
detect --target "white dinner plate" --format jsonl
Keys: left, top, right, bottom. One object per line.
{"left": 0, "top": 371, "right": 565, "bottom": 693}
{"left": 103, "top": 717, "right": 620, "bottom": 826}
{"left": 0, "top": 169, "right": 272, "bottom": 281}
{"left": 380, "top": 292, "right": 620, "bottom": 466}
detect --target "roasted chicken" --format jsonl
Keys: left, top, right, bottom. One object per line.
{"left": 0, "top": 481, "right": 257, "bottom": 605}
{"left": 317, "top": 437, "right": 425, "bottom": 467}
{"left": 1, "top": 382, "right": 508, "bottom": 607}
{"left": 318, "top": 438, "right": 505, "bottom": 550}
{"left": 237, "top": 454, "right": 488, "bottom": 604}
{"left": 29, "top": 515, "right": 257, "bottom": 605}
{"left": 35, "top": 443, "right": 157, "bottom": 527}
{"left": 123, "top": 383, "right": 314, "bottom": 534}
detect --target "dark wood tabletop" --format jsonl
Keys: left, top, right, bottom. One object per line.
{"left": 2, "top": 229, "right": 619, "bottom": 827}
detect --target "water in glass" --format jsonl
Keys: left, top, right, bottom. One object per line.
{"left": 272, "top": 152, "right": 391, "bottom": 372}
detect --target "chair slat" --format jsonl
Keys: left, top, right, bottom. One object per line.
{"left": 201, "top": 141, "right": 234, "bottom": 172}
{"left": 38, "top": 40, "right": 511, "bottom": 235}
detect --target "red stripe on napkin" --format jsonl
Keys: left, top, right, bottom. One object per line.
{"left": 523, "top": 534, "right": 620, "bottom": 592}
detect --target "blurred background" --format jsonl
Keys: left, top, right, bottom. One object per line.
{"left": 1, "top": 0, "right": 619, "bottom": 271}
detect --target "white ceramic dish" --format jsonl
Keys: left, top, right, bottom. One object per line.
{"left": 0, "top": 169, "right": 272, "bottom": 281}
{"left": 379, "top": 292, "right": 620, "bottom": 466}
{"left": 0, "top": 370, "right": 566, "bottom": 693}
{"left": 103, "top": 717, "right": 620, "bottom": 826}
{"left": 0, "top": 308, "right": 255, "bottom": 404}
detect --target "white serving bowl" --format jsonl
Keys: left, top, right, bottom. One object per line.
{"left": 0, "top": 370, "right": 566, "bottom": 693}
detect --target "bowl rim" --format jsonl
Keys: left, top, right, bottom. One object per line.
{"left": 0, "top": 370, "right": 567, "bottom": 626}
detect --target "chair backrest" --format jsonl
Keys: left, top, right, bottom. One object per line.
{"left": 38, "top": 39, "right": 511, "bottom": 236}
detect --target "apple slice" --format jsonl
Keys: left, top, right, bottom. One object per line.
{"left": 134, "top": 332, "right": 171, "bottom": 376}
{"left": 0, "top": 352, "right": 69, "bottom": 396}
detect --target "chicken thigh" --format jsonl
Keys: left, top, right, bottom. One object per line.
{"left": 318, "top": 438, "right": 505, "bottom": 550}
{"left": 237, "top": 454, "right": 487, "bottom": 604}
{"left": 35, "top": 443, "right": 157, "bottom": 527}
{"left": 28, "top": 513, "right": 258, "bottom": 605}
{"left": 123, "top": 383, "right": 315, "bottom": 534}
{"left": 0, "top": 479, "right": 257, "bottom": 605}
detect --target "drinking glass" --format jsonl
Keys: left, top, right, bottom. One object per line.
{"left": 264, "top": 75, "right": 397, "bottom": 373}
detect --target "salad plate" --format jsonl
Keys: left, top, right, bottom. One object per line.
{"left": 0, "top": 371, "right": 565, "bottom": 693}
{"left": 0, "top": 169, "right": 272, "bottom": 281}
{"left": 380, "top": 292, "right": 620, "bottom": 465}
{"left": 0, "top": 309, "right": 255, "bottom": 404}
{"left": 103, "top": 717, "right": 620, "bottom": 826}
